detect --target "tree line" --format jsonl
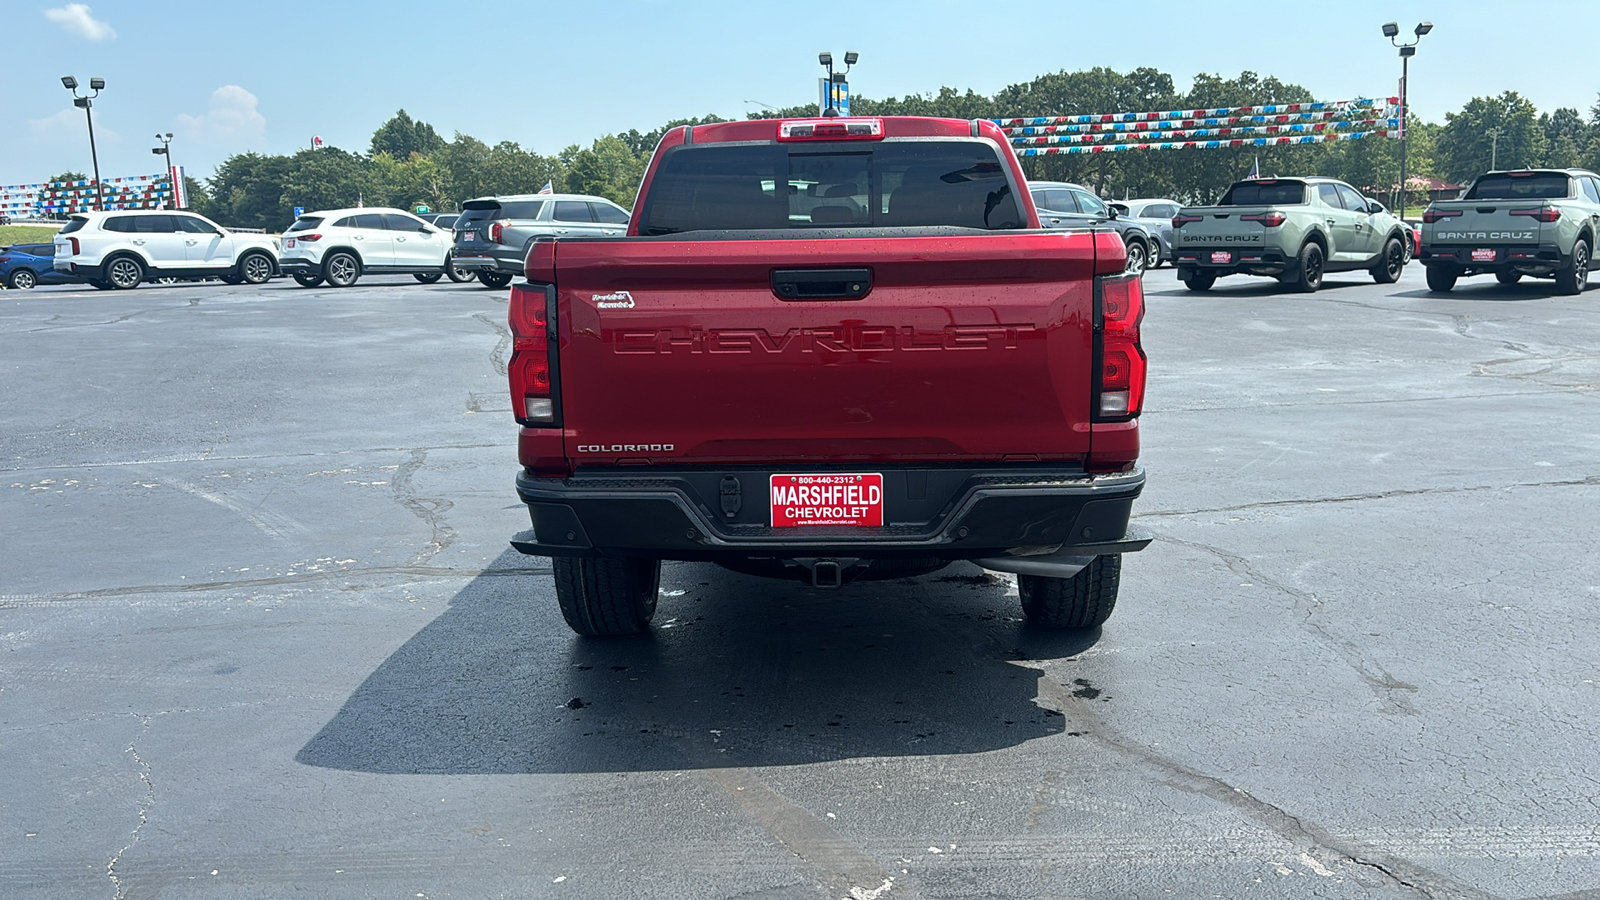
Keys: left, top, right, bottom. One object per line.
{"left": 172, "top": 68, "right": 1600, "bottom": 230}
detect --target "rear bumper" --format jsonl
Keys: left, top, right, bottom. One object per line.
{"left": 511, "top": 464, "right": 1146, "bottom": 562}
{"left": 450, "top": 244, "right": 521, "bottom": 273}
{"left": 1173, "top": 247, "right": 1289, "bottom": 275}
{"left": 1418, "top": 244, "right": 1569, "bottom": 270}
{"left": 56, "top": 261, "right": 106, "bottom": 280}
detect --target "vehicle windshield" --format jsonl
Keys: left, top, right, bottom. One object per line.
{"left": 638, "top": 140, "right": 1025, "bottom": 234}
{"left": 1463, "top": 172, "right": 1569, "bottom": 200}
{"left": 1218, "top": 181, "right": 1307, "bottom": 205}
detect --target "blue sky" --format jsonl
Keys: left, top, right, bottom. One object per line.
{"left": 6, "top": 0, "right": 1596, "bottom": 185}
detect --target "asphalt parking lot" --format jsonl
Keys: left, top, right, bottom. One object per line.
{"left": 3, "top": 266, "right": 1598, "bottom": 900}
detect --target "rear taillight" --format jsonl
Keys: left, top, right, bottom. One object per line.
{"left": 508, "top": 283, "right": 556, "bottom": 426}
{"left": 1422, "top": 208, "right": 1462, "bottom": 223}
{"left": 1510, "top": 207, "right": 1561, "bottom": 223}
{"left": 296, "top": 233, "right": 322, "bottom": 242}
{"left": 1242, "top": 212, "right": 1287, "bottom": 227}
{"left": 1172, "top": 214, "right": 1202, "bottom": 227}
{"left": 489, "top": 220, "right": 509, "bottom": 243}
{"left": 67, "top": 237, "right": 80, "bottom": 255}
{"left": 1094, "top": 273, "right": 1146, "bottom": 421}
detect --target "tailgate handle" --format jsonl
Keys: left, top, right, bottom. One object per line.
{"left": 1477, "top": 207, "right": 1496, "bottom": 213}
{"left": 771, "top": 268, "right": 872, "bottom": 301}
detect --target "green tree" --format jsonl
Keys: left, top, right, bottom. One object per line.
{"left": 281, "top": 147, "right": 371, "bottom": 214}
{"left": 1438, "top": 92, "right": 1547, "bottom": 182}
{"left": 1540, "top": 107, "right": 1590, "bottom": 168}
{"left": 206, "top": 152, "right": 294, "bottom": 229}
{"left": 565, "top": 135, "right": 648, "bottom": 207}
{"left": 370, "top": 110, "right": 446, "bottom": 159}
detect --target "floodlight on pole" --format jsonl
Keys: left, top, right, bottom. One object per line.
{"left": 1383, "top": 21, "right": 1431, "bottom": 221}
{"left": 60, "top": 75, "right": 107, "bottom": 211}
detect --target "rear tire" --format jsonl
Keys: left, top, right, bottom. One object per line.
{"left": 239, "top": 251, "right": 274, "bottom": 285}
{"left": 1425, "top": 265, "right": 1458, "bottom": 293}
{"left": 1019, "top": 555, "right": 1121, "bottom": 629}
{"left": 323, "top": 251, "right": 361, "bottom": 287}
{"left": 293, "top": 272, "right": 324, "bottom": 287}
{"left": 7, "top": 269, "right": 36, "bottom": 289}
{"left": 1370, "top": 237, "right": 1405, "bottom": 284}
{"left": 478, "top": 270, "right": 513, "bottom": 289}
{"left": 445, "top": 256, "right": 476, "bottom": 283}
{"left": 413, "top": 272, "right": 443, "bottom": 284}
{"left": 1292, "top": 241, "right": 1324, "bottom": 293}
{"left": 1495, "top": 270, "right": 1523, "bottom": 285}
{"left": 1181, "top": 271, "right": 1216, "bottom": 292}
{"left": 105, "top": 255, "right": 144, "bottom": 290}
{"left": 1555, "top": 239, "right": 1590, "bottom": 296}
{"left": 553, "top": 557, "right": 661, "bottom": 636}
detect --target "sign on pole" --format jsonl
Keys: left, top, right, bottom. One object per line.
{"left": 816, "top": 79, "right": 850, "bottom": 116}
{"left": 293, "top": 206, "right": 304, "bottom": 218}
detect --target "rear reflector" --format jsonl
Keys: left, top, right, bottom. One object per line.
{"left": 778, "top": 118, "right": 885, "bottom": 140}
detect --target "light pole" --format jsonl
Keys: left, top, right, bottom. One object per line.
{"left": 1382, "top": 21, "right": 1431, "bottom": 220}
{"left": 61, "top": 76, "right": 107, "bottom": 212}
{"left": 152, "top": 133, "right": 175, "bottom": 209}
{"left": 816, "top": 50, "right": 858, "bottom": 117}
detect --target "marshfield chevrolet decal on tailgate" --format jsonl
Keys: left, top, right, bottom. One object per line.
{"left": 592, "top": 291, "right": 635, "bottom": 309}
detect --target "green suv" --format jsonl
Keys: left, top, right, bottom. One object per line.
{"left": 1418, "top": 168, "right": 1600, "bottom": 295}
{"left": 1172, "top": 177, "right": 1410, "bottom": 293}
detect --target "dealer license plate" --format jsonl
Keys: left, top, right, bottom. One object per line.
{"left": 1471, "top": 248, "right": 1496, "bottom": 262}
{"left": 1211, "top": 250, "right": 1232, "bottom": 263}
{"left": 770, "top": 473, "right": 883, "bottom": 527}
{"left": 462, "top": 231, "right": 476, "bottom": 242}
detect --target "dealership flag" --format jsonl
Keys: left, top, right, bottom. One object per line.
{"left": 537, "top": 181, "right": 553, "bottom": 195}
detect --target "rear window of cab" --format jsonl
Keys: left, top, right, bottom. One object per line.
{"left": 638, "top": 140, "right": 1025, "bottom": 234}
{"left": 1463, "top": 173, "right": 1570, "bottom": 201}
{"left": 1219, "top": 181, "right": 1307, "bottom": 205}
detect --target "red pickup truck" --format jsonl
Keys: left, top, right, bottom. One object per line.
{"left": 507, "top": 116, "right": 1150, "bottom": 635}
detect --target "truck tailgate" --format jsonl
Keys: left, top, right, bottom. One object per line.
{"left": 547, "top": 232, "right": 1102, "bottom": 466}
{"left": 1425, "top": 201, "right": 1546, "bottom": 247}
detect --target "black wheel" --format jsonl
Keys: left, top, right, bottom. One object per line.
{"left": 413, "top": 272, "right": 443, "bottom": 284}
{"left": 1371, "top": 237, "right": 1405, "bottom": 284}
{"left": 293, "top": 272, "right": 324, "bottom": 287}
{"left": 1292, "top": 241, "right": 1324, "bottom": 293}
{"left": 7, "top": 268, "right": 37, "bottom": 290}
{"left": 478, "top": 270, "right": 513, "bottom": 289}
{"left": 1495, "top": 270, "right": 1523, "bottom": 285}
{"left": 1019, "top": 555, "right": 1122, "bottom": 629}
{"left": 105, "top": 255, "right": 144, "bottom": 290}
{"left": 323, "top": 251, "right": 361, "bottom": 287}
{"left": 552, "top": 557, "right": 661, "bottom": 636}
{"left": 1181, "top": 271, "right": 1216, "bottom": 292}
{"left": 1425, "top": 265, "right": 1458, "bottom": 293}
{"left": 445, "top": 255, "right": 476, "bottom": 283}
{"left": 1555, "top": 239, "right": 1590, "bottom": 296}
{"left": 239, "top": 251, "right": 273, "bottom": 285}
{"left": 1123, "top": 238, "right": 1148, "bottom": 274}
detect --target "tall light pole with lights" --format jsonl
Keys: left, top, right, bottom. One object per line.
{"left": 61, "top": 75, "right": 107, "bottom": 211}
{"left": 1383, "top": 21, "right": 1431, "bottom": 219}
{"left": 817, "top": 50, "right": 859, "bottom": 117}
{"left": 152, "top": 133, "right": 175, "bottom": 208}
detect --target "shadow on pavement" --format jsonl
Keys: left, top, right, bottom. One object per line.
{"left": 298, "top": 549, "right": 1101, "bottom": 774}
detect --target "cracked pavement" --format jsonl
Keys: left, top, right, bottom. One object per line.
{"left": 2, "top": 268, "right": 1598, "bottom": 898}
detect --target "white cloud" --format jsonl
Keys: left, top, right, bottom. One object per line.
{"left": 29, "top": 106, "right": 120, "bottom": 144}
{"left": 43, "top": 3, "right": 116, "bottom": 41}
{"left": 175, "top": 86, "right": 267, "bottom": 142}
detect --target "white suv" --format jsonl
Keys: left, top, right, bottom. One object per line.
{"left": 279, "top": 208, "right": 467, "bottom": 287}
{"left": 52, "top": 210, "right": 280, "bottom": 290}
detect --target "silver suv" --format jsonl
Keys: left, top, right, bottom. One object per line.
{"left": 451, "top": 194, "right": 630, "bottom": 288}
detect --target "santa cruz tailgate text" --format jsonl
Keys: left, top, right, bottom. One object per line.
{"left": 771, "top": 474, "right": 884, "bottom": 527}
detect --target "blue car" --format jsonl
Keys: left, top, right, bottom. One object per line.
{"left": 1, "top": 243, "right": 83, "bottom": 289}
